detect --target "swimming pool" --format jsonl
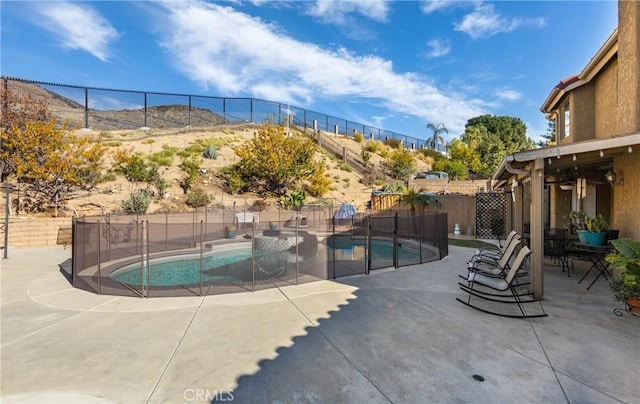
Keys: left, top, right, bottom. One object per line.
{"left": 110, "top": 238, "right": 420, "bottom": 288}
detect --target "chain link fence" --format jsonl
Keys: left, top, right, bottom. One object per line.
{"left": 3, "top": 77, "right": 439, "bottom": 150}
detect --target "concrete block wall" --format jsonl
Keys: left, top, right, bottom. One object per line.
{"left": 0, "top": 217, "right": 73, "bottom": 248}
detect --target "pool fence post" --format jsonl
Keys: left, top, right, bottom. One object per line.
{"left": 205, "top": 205, "right": 208, "bottom": 242}
{"left": 393, "top": 212, "right": 399, "bottom": 269}
{"left": 71, "top": 218, "right": 76, "bottom": 288}
{"left": 332, "top": 217, "right": 336, "bottom": 280}
{"left": 165, "top": 211, "right": 168, "bottom": 252}
{"left": 105, "top": 214, "right": 110, "bottom": 262}
{"left": 200, "top": 220, "right": 204, "bottom": 296}
{"left": 97, "top": 220, "right": 102, "bottom": 294}
{"left": 140, "top": 221, "right": 145, "bottom": 298}
{"left": 365, "top": 215, "right": 371, "bottom": 275}
{"left": 251, "top": 218, "right": 255, "bottom": 292}
{"left": 146, "top": 221, "right": 150, "bottom": 298}
{"left": 419, "top": 211, "right": 423, "bottom": 263}
{"left": 295, "top": 217, "right": 299, "bottom": 285}
{"left": 192, "top": 209, "right": 196, "bottom": 247}
{"left": 3, "top": 183, "right": 10, "bottom": 259}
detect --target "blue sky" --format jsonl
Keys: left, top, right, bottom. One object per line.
{"left": 1, "top": 1, "right": 618, "bottom": 144}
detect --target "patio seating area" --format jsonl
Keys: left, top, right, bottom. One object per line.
{"left": 1, "top": 244, "right": 638, "bottom": 403}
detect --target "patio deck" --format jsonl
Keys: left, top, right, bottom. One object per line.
{"left": 1, "top": 245, "right": 638, "bottom": 403}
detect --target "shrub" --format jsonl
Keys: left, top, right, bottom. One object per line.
{"left": 360, "top": 149, "right": 371, "bottom": 164}
{"left": 148, "top": 149, "right": 175, "bottom": 167}
{"left": 179, "top": 156, "right": 202, "bottom": 193}
{"left": 203, "top": 145, "right": 218, "bottom": 159}
{"left": 353, "top": 131, "right": 363, "bottom": 143}
{"left": 232, "top": 121, "right": 315, "bottom": 196}
{"left": 121, "top": 190, "right": 152, "bottom": 214}
{"left": 280, "top": 189, "right": 306, "bottom": 210}
{"left": 252, "top": 199, "right": 269, "bottom": 211}
{"left": 220, "top": 165, "right": 247, "bottom": 194}
{"left": 385, "top": 147, "right": 416, "bottom": 179}
{"left": 384, "top": 138, "right": 402, "bottom": 149}
{"left": 363, "top": 139, "right": 383, "bottom": 154}
{"left": 418, "top": 148, "right": 445, "bottom": 161}
{"left": 307, "top": 162, "right": 332, "bottom": 197}
{"left": 186, "top": 188, "right": 213, "bottom": 207}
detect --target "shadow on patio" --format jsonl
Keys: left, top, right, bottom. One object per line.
{"left": 217, "top": 246, "right": 639, "bottom": 403}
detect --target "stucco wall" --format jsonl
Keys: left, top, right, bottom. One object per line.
{"left": 572, "top": 83, "right": 596, "bottom": 142}
{"left": 594, "top": 57, "right": 621, "bottom": 138}
{"left": 612, "top": 150, "right": 640, "bottom": 240}
{"left": 617, "top": 0, "right": 640, "bottom": 134}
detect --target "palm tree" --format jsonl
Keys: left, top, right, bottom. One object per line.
{"left": 426, "top": 122, "right": 448, "bottom": 151}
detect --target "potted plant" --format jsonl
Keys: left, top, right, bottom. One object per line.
{"left": 570, "top": 210, "right": 588, "bottom": 242}
{"left": 584, "top": 214, "right": 608, "bottom": 246}
{"left": 606, "top": 238, "right": 640, "bottom": 314}
{"left": 225, "top": 225, "right": 237, "bottom": 239}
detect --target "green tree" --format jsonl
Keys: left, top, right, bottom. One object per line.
{"left": 385, "top": 146, "right": 416, "bottom": 179}
{"left": 426, "top": 122, "right": 448, "bottom": 151}
{"left": 448, "top": 139, "right": 489, "bottom": 177}
{"left": 461, "top": 115, "right": 535, "bottom": 174}
{"left": 1, "top": 87, "right": 52, "bottom": 180}
{"left": 537, "top": 119, "right": 557, "bottom": 147}
{"left": 1, "top": 120, "right": 107, "bottom": 212}
{"left": 230, "top": 122, "right": 316, "bottom": 196}
{"left": 432, "top": 159, "right": 467, "bottom": 180}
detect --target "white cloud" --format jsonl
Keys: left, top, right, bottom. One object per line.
{"left": 494, "top": 89, "right": 522, "bottom": 101}
{"left": 157, "top": 1, "right": 485, "bottom": 134}
{"left": 32, "top": 2, "right": 119, "bottom": 61}
{"left": 455, "top": 4, "right": 546, "bottom": 39}
{"left": 426, "top": 38, "right": 451, "bottom": 58}
{"left": 306, "top": 0, "right": 391, "bottom": 25}
{"left": 420, "top": 0, "right": 457, "bottom": 15}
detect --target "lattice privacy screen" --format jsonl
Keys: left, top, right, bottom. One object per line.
{"left": 475, "top": 192, "right": 507, "bottom": 240}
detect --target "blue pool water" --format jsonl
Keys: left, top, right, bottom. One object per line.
{"left": 111, "top": 239, "right": 420, "bottom": 287}
{"left": 111, "top": 249, "right": 254, "bottom": 287}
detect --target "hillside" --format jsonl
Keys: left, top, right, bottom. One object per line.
{"left": 3, "top": 79, "right": 430, "bottom": 216}
{"left": 59, "top": 124, "right": 430, "bottom": 217}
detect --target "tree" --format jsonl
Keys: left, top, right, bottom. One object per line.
{"left": 448, "top": 138, "right": 489, "bottom": 177}
{"left": 385, "top": 146, "right": 416, "bottom": 179}
{"left": 1, "top": 87, "right": 52, "bottom": 180}
{"left": 426, "top": 122, "right": 448, "bottom": 151}
{"left": 461, "top": 115, "right": 535, "bottom": 174}
{"left": 229, "top": 121, "right": 316, "bottom": 196}
{"left": 1, "top": 120, "right": 107, "bottom": 213}
{"left": 537, "top": 119, "right": 557, "bottom": 147}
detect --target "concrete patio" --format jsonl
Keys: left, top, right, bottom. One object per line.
{"left": 1, "top": 244, "right": 638, "bottom": 403}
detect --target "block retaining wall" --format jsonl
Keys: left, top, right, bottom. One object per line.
{"left": 1, "top": 217, "right": 73, "bottom": 248}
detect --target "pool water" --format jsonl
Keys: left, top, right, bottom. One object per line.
{"left": 111, "top": 249, "right": 255, "bottom": 287}
{"left": 111, "top": 239, "right": 420, "bottom": 287}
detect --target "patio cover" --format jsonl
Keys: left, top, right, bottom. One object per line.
{"left": 492, "top": 132, "right": 640, "bottom": 298}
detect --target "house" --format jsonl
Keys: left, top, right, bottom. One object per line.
{"left": 492, "top": 0, "right": 640, "bottom": 298}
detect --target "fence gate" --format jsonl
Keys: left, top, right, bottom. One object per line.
{"left": 475, "top": 192, "right": 507, "bottom": 240}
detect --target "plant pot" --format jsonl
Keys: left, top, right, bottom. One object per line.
{"left": 269, "top": 222, "right": 279, "bottom": 230}
{"left": 225, "top": 226, "right": 236, "bottom": 239}
{"left": 627, "top": 296, "right": 640, "bottom": 315}
{"left": 585, "top": 231, "right": 607, "bottom": 246}
{"left": 576, "top": 229, "right": 589, "bottom": 244}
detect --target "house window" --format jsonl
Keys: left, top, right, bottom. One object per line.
{"left": 563, "top": 102, "right": 570, "bottom": 139}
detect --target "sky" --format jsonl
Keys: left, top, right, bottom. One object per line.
{"left": 0, "top": 0, "right": 619, "bottom": 144}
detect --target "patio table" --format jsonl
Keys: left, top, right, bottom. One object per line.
{"left": 569, "top": 243, "right": 614, "bottom": 290}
